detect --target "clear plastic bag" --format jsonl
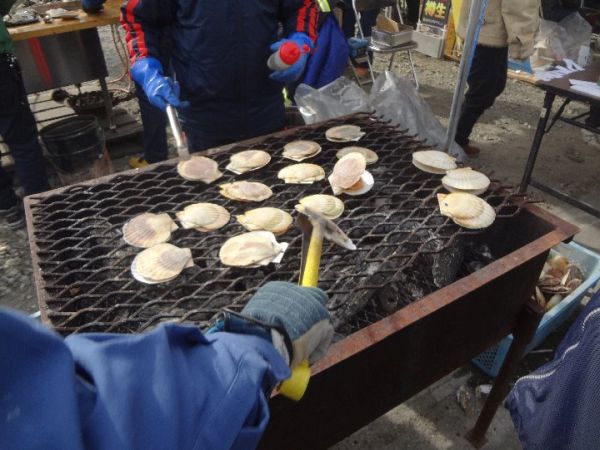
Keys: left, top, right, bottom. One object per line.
{"left": 294, "top": 77, "right": 372, "bottom": 124}
{"left": 532, "top": 13, "right": 592, "bottom": 68}
{"left": 369, "top": 72, "right": 466, "bottom": 160}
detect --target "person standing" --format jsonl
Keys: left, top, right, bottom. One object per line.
{"left": 455, "top": 0, "right": 540, "bottom": 157}
{"left": 0, "top": 0, "right": 50, "bottom": 227}
{"left": 121, "top": 0, "right": 318, "bottom": 152}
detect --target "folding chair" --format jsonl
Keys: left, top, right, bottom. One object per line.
{"left": 351, "top": 0, "right": 419, "bottom": 89}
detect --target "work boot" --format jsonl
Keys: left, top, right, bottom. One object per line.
{"left": 129, "top": 155, "right": 149, "bottom": 169}
{"left": 0, "top": 204, "right": 25, "bottom": 229}
{"left": 460, "top": 143, "right": 481, "bottom": 158}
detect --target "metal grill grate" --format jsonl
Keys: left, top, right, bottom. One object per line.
{"left": 27, "top": 113, "right": 525, "bottom": 335}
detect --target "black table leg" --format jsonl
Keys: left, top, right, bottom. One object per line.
{"left": 519, "top": 92, "right": 556, "bottom": 194}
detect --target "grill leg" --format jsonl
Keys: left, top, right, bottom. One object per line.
{"left": 466, "top": 299, "right": 544, "bottom": 448}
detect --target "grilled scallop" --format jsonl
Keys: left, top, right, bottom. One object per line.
{"left": 330, "top": 152, "right": 366, "bottom": 189}
{"left": 437, "top": 193, "right": 495, "bottom": 229}
{"left": 225, "top": 150, "right": 271, "bottom": 174}
{"left": 219, "top": 181, "right": 273, "bottom": 202}
{"left": 336, "top": 146, "right": 378, "bottom": 165}
{"left": 342, "top": 171, "right": 375, "bottom": 196}
{"left": 219, "top": 231, "right": 287, "bottom": 267}
{"left": 131, "top": 243, "right": 194, "bottom": 284}
{"left": 176, "top": 203, "right": 230, "bottom": 232}
{"left": 277, "top": 163, "right": 325, "bottom": 184}
{"left": 298, "top": 194, "right": 344, "bottom": 220}
{"left": 441, "top": 167, "right": 490, "bottom": 196}
{"left": 412, "top": 150, "right": 457, "bottom": 174}
{"left": 123, "top": 213, "right": 178, "bottom": 248}
{"left": 236, "top": 207, "right": 293, "bottom": 235}
{"left": 325, "top": 125, "right": 365, "bottom": 142}
{"left": 177, "top": 156, "right": 223, "bottom": 183}
{"left": 282, "top": 140, "right": 322, "bottom": 162}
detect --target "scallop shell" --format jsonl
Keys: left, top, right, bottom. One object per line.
{"left": 298, "top": 194, "right": 344, "bottom": 220}
{"left": 336, "top": 146, "right": 378, "bottom": 165}
{"left": 123, "top": 213, "right": 178, "bottom": 248}
{"left": 437, "top": 193, "right": 495, "bottom": 229}
{"left": 342, "top": 171, "right": 374, "bottom": 196}
{"left": 277, "top": 163, "right": 325, "bottom": 184}
{"left": 226, "top": 150, "right": 271, "bottom": 174}
{"left": 412, "top": 150, "right": 457, "bottom": 174}
{"left": 177, "top": 156, "right": 223, "bottom": 183}
{"left": 219, "top": 181, "right": 273, "bottom": 202}
{"left": 442, "top": 167, "right": 490, "bottom": 196}
{"left": 325, "top": 125, "right": 365, "bottom": 142}
{"left": 236, "top": 207, "right": 293, "bottom": 235}
{"left": 330, "top": 152, "right": 367, "bottom": 189}
{"left": 219, "top": 231, "right": 287, "bottom": 267}
{"left": 176, "top": 203, "right": 230, "bottom": 232}
{"left": 131, "top": 243, "right": 194, "bottom": 284}
{"left": 283, "top": 140, "right": 322, "bottom": 162}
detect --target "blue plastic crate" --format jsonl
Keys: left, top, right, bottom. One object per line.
{"left": 472, "top": 242, "right": 600, "bottom": 378}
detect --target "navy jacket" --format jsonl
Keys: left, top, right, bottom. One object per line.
{"left": 0, "top": 309, "right": 290, "bottom": 450}
{"left": 121, "top": 0, "right": 319, "bottom": 147}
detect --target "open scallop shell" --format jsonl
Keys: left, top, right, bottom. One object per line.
{"left": 341, "top": 171, "right": 374, "bottom": 196}
{"left": 219, "top": 231, "right": 288, "bottom": 267}
{"left": 236, "top": 207, "right": 293, "bottom": 235}
{"left": 330, "top": 152, "right": 367, "bottom": 189}
{"left": 283, "top": 140, "right": 322, "bottom": 162}
{"left": 412, "top": 150, "right": 457, "bottom": 174}
{"left": 176, "top": 203, "right": 230, "bottom": 232}
{"left": 123, "top": 213, "right": 178, "bottom": 248}
{"left": 437, "top": 193, "right": 495, "bottom": 229}
{"left": 177, "top": 156, "right": 223, "bottom": 183}
{"left": 219, "top": 181, "right": 273, "bottom": 202}
{"left": 326, "top": 125, "right": 365, "bottom": 142}
{"left": 225, "top": 150, "right": 271, "bottom": 174}
{"left": 336, "top": 146, "right": 378, "bottom": 165}
{"left": 298, "top": 194, "right": 344, "bottom": 220}
{"left": 131, "top": 243, "right": 194, "bottom": 284}
{"left": 442, "top": 167, "right": 490, "bottom": 196}
{"left": 277, "top": 163, "right": 325, "bottom": 184}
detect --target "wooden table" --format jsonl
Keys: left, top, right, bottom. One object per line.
{"left": 8, "top": 0, "right": 121, "bottom": 42}
{"left": 519, "top": 61, "right": 600, "bottom": 218}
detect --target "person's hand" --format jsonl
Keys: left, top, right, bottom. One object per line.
{"left": 130, "top": 57, "right": 189, "bottom": 111}
{"left": 242, "top": 281, "right": 333, "bottom": 368}
{"left": 269, "top": 32, "right": 313, "bottom": 84}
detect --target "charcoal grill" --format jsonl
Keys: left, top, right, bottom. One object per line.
{"left": 24, "top": 113, "right": 578, "bottom": 448}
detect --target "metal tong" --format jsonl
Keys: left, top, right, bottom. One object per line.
{"left": 166, "top": 105, "right": 190, "bottom": 161}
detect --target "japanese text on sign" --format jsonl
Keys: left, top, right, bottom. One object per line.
{"left": 421, "top": 0, "right": 450, "bottom": 28}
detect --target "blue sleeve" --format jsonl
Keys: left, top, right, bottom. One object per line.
{"left": 120, "top": 0, "right": 174, "bottom": 64}
{"left": 0, "top": 309, "right": 290, "bottom": 450}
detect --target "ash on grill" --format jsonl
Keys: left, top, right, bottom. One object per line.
{"left": 27, "top": 113, "right": 526, "bottom": 336}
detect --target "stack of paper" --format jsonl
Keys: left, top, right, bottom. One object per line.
{"left": 534, "top": 59, "right": 584, "bottom": 82}
{"left": 569, "top": 79, "right": 600, "bottom": 99}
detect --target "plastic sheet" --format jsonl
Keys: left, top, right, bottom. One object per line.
{"left": 370, "top": 72, "right": 466, "bottom": 160}
{"left": 295, "top": 73, "right": 466, "bottom": 160}
{"left": 294, "top": 77, "right": 372, "bottom": 124}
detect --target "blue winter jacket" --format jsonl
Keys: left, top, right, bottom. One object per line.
{"left": 0, "top": 309, "right": 290, "bottom": 450}
{"left": 121, "top": 0, "right": 319, "bottom": 146}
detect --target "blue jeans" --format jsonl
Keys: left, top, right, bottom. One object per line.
{"left": 135, "top": 82, "right": 168, "bottom": 163}
{"left": 0, "top": 54, "right": 49, "bottom": 209}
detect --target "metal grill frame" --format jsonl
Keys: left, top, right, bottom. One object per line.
{"left": 25, "top": 113, "right": 524, "bottom": 334}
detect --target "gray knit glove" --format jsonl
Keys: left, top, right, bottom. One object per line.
{"left": 242, "top": 281, "right": 333, "bottom": 368}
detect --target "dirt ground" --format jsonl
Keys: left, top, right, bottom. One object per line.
{"left": 1, "top": 26, "right": 599, "bottom": 449}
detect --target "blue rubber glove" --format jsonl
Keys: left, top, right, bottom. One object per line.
{"left": 269, "top": 32, "right": 313, "bottom": 84}
{"left": 81, "top": 0, "right": 105, "bottom": 12}
{"left": 130, "top": 57, "right": 189, "bottom": 111}
{"left": 242, "top": 281, "right": 333, "bottom": 368}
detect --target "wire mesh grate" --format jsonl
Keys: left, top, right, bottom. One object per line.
{"left": 28, "top": 113, "right": 526, "bottom": 335}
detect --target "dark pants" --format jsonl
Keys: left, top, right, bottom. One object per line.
{"left": 0, "top": 54, "right": 49, "bottom": 209}
{"left": 406, "top": 0, "right": 420, "bottom": 26}
{"left": 135, "top": 82, "right": 169, "bottom": 163}
{"left": 342, "top": 1, "right": 378, "bottom": 38}
{"left": 455, "top": 45, "right": 508, "bottom": 146}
